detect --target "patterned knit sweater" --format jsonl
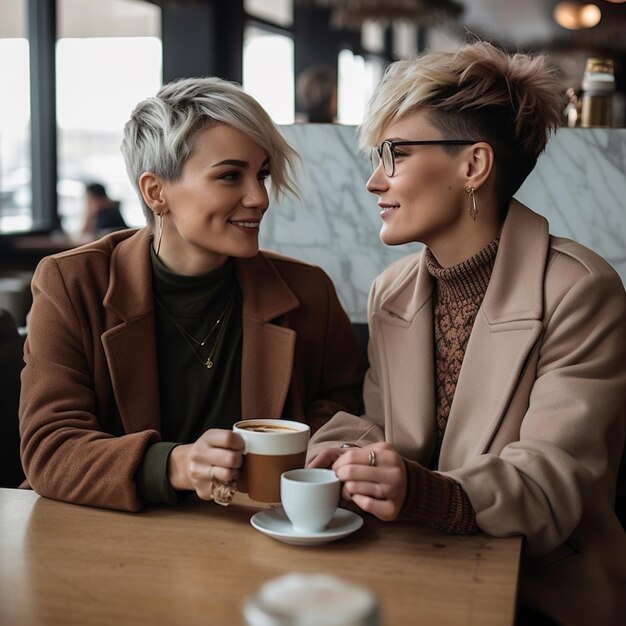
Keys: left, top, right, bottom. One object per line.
{"left": 398, "top": 239, "right": 499, "bottom": 533}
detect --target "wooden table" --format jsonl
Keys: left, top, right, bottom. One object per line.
{"left": 0, "top": 488, "right": 521, "bottom": 626}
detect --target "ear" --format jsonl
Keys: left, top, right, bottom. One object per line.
{"left": 139, "top": 172, "right": 168, "bottom": 214}
{"left": 462, "top": 142, "right": 494, "bottom": 191}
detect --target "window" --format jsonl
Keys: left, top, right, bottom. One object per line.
{"left": 337, "top": 49, "right": 384, "bottom": 125}
{"left": 243, "top": 25, "right": 295, "bottom": 124}
{"left": 392, "top": 22, "right": 417, "bottom": 59}
{"left": 245, "top": 0, "right": 293, "bottom": 28}
{"left": 0, "top": 0, "right": 31, "bottom": 233}
{"left": 361, "top": 20, "right": 385, "bottom": 54}
{"left": 56, "top": 0, "right": 161, "bottom": 234}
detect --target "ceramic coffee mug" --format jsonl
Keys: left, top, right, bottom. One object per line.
{"left": 280, "top": 468, "right": 341, "bottom": 533}
{"left": 233, "top": 419, "right": 310, "bottom": 503}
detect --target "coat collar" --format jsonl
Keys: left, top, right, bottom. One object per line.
{"left": 481, "top": 199, "right": 548, "bottom": 324}
{"left": 378, "top": 249, "right": 433, "bottom": 323}
{"left": 103, "top": 227, "right": 154, "bottom": 321}
{"left": 103, "top": 230, "right": 301, "bottom": 323}
{"left": 374, "top": 201, "right": 549, "bottom": 468}
{"left": 235, "top": 251, "right": 300, "bottom": 322}
{"left": 378, "top": 200, "right": 548, "bottom": 325}
{"left": 100, "top": 231, "right": 300, "bottom": 430}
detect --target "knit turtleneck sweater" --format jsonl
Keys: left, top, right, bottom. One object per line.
{"left": 399, "top": 239, "right": 499, "bottom": 534}
{"left": 426, "top": 240, "right": 499, "bottom": 458}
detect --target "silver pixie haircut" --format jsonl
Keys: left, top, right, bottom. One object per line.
{"left": 121, "top": 76, "right": 299, "bottom": 225}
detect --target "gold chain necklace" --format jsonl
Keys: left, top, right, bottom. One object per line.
{"left": 154, "top": 289, "right": 235, "bottom": 369}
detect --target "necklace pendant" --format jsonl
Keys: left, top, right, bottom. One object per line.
{"left": 204, "top": 358, "right": 214, "bottom": 369}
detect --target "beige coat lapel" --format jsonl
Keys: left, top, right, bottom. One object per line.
{"left": 236, "top": 254, "right": 300, "bottom": 420}
{"left": 101, "top": 229, "right": 161, "bottom": 434}
{"left": 439, "top": 201, "right": 548, "bottom": 469}
{"left": 374, "top": 253, "right": 438, "bottom": 464}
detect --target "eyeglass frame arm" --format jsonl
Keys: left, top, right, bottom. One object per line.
{"left": 372, "top": 139, "right": 476, "bottom": 176}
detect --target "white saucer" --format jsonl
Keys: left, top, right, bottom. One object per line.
{"left": 250, "top": 507, "right": 363, "bottom": 546}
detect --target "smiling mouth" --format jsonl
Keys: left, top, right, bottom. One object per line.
{"left": 230, "top": 220, "right": 261, "bottom": 229}
{"left": 379, "top": 206, "right": 399, "bottom": 220}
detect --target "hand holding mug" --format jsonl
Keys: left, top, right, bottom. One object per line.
{"left": 331, "top": 442, "right": 408, "bottom": 521}
{"left": 168, "top": 428, "right": 244, "bottom": 505}
{"left": 307, "top": 446, "right": 347, "bottom": 470}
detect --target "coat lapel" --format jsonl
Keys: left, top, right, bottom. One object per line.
{"left": 101, "top": 229, "right": 161, "bottom": 434}
{"left": 99, "top": 238, "right": 301, "bottom": 431}
{"left": 236, "top": 253, "right": 299, "bottom": 420}
{"left": 439, "top": 201, "right": 549, "bottom": 469}
{"left": 374, "top": 252, "right": 438, "bottom": 464}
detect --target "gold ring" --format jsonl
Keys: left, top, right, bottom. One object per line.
{"left": 212, "top": 480, "right": 237, "bottom": 507}
{"left": 368, "top": 450, "right": 376, "bottom": 467}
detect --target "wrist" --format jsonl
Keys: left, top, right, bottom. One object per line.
{"left": 167, "top": 444, "right": 192, "bottom": 490}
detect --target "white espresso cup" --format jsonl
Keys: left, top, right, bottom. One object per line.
{"left": 280, "top": 468, "right": 341, "bottom": 533}
{"left": 233, "top": 419, "right": 310, "bottom": 503}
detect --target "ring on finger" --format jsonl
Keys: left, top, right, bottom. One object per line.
{"left": 212, "top": 479, "right": 237, "bottom": 507}
{"left": 368, "top": 450, "right": 377, "bottom": 467}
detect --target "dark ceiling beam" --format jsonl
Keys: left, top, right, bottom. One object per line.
{"left": 293, "top": 5, "right": 363, "bottom": 77}
{"left": 160, "top": 0, "right": 244, "bottom": 83}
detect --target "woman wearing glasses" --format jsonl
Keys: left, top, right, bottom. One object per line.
{"left": 20, "top": 77, "right": 366, "bottom": 511}
{"left": 309, "top": 42, "right": 626, "bottom": 624}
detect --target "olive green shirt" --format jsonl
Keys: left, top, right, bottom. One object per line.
{"left": 136, "top": 249, "right": 242, "bottom": 503}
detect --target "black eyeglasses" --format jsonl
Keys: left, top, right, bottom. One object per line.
{"left": 371, "top": 139, "right": 476, "bottom": 177}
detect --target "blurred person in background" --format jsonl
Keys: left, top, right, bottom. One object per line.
{"left": 80, "top": 182, "right": 128, "bottom": 238}
{"left": 296, "top": 64, "right": 338, "bottom": 123}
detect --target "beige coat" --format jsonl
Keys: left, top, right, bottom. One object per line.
{"left": 20, "top": 228, "right": 366, "bottom": 512}
{"left": 309, "top": 200, "right": 626, "bottom": 625}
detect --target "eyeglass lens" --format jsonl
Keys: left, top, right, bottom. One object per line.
{"left": 381, "top": 142, "right": 394, "bottom": 176}
{"left": 370, "top": 142, "right": 394, "bottom": 176}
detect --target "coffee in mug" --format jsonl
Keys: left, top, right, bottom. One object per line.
{"left": 233, "top": 419, "right": 310, "bottom": 503}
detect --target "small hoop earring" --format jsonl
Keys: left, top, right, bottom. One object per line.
{"left": 465, "top": 185, "right": 478, "bottom": 221}
{"left": 154, "top": 212, "right": 164, "bottom": 256}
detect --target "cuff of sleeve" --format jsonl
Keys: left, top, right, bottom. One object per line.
{"left": 398, "top": 459, "right": 452, "bottom": 523}
{"left": 399, "top": 459, "right": 478, "bottom": 534}
{"left": 136, "top": 442, "right": 181, "bottom": 505}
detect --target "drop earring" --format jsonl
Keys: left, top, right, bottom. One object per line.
{"left": 465, "top": 185, "right": 478, "bottom": 221}
{"left": 154, "top": 212, "right": 164, "bottom": 256}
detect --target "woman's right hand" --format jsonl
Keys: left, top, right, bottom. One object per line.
{"left": 167, "top": 429, "right": 245, "bottom": 501}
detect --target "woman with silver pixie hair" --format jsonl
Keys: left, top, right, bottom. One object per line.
{"left": 20, "top": 77, "right": 366, "bottom": 511}
{"left": 308, "top": 41, "right": 626, "bottom": 624}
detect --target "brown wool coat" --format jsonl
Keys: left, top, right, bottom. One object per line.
{"left": 19, "top": 228, "right": 366, "bottom": 512}
{"left": 309, "top": 200, "right": 626, "bottom": 626}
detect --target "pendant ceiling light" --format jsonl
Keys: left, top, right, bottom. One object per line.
{"left": 554, "top": 2, "right": 602, "bottom": 29}
{"left": 296, "top": 0, "right": 464, "bottom": 29}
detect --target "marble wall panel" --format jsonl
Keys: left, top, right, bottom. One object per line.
{"left": 262, "top": 126, "right": 626, "bottom": 322}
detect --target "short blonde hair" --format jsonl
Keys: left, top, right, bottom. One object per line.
{"left": 360, "top": 41, "right": 563, "bottom": 207}
{"left": 121, "top": 77, "right": 300, "bottom": 225}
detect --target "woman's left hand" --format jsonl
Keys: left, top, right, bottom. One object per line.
{"left": 332, "top": 442, "right": 407, "bottom": 521}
